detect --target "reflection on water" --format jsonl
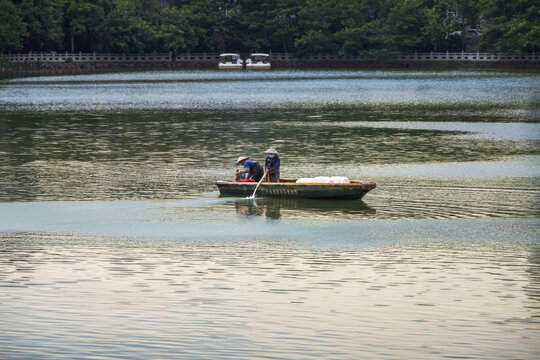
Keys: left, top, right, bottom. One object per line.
{"left": 235, "top": 198, "right": 281, "bottom": 219}
{"left": 0, "top": 195, "right": 538, "bottom": 242}
{"left": 233, "top": 198, "right": 377, "bottom": 219}
{"left": 228, "top": 178, "right": 540, "bottom": 221}
{"left": 0, "top": 235, "right": 539, "bottom": 359}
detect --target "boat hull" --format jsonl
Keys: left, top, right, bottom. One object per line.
{"left": 246, "top": 63, "right": 271, "bottom": 69}
{"left": 218, "top": 63, "right": 243, "bottom": 69}
{"left": 216, "top": 179, "right": 376, "bottom": 200}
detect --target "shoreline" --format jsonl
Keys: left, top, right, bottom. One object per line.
{"left": 1, "top": 60, "right": 539, "bottom": 78}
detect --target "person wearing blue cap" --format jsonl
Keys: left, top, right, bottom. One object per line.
{"left": 235, "top": 156, "right": 264, "bottom": 182}
{"left": 264, "top": 147, "right": 280, "bottom": 182}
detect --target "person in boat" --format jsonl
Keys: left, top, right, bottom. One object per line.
{"left": 235, "top": 156, "right": 264, "bottom": 182}
{"left": 245, "top": 57, "right": 252, "bottom": 64}
{"left": 264, "top": 147, "right": 280, "bottom": 182}
{"left": 236, "top": 57, "right": 243, "bottom": 65}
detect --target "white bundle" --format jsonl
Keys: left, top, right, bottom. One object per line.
{"left": 296, "top": 178, "right": 314, "bottom": 183}
{"left": 296, "top": 176, "right": 350, "bottom": 184}
{"left": 313, "top": 176, "right": 332, "bottom": 183}
{"left": 329, "top": 176, "right": 350, "bottom": 183}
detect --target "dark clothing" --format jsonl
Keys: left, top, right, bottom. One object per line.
{"left": 248, "top": 161, "right": 264, "bottom": 182}
{"left": 265, "top": 155, "right": 280, "bottom": 182}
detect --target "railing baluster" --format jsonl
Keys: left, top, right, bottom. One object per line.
{"left": 2, "top": 52, "right": 539, "bottom": 64}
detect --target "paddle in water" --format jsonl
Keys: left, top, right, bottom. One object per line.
{"left": 248, "top": 169, "right": 268, "bottom": 199}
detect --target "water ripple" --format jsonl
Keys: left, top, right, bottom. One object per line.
{"left": 0, "top": 238, "right": 538, "bottom": 359}
{"left": 1, "top": 70, "right": 538, "bottom": 111}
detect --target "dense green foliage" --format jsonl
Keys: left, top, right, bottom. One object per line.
{"left": 0, "top": 0, "right": 28, "bottom": 51}
{"left": 2, "top": 0, "right": 538, "bottom": 54}
{"left": 478, "top": 0, "right": 540, "bottom": 53}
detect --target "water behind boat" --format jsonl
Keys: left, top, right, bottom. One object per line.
{"left": 1, "top": 70, "right": 539, "bottom": 359}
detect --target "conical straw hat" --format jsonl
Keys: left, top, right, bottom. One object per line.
{"left": 235, "top": 156, "right": 249, "bottom": 165}
{"left": 264, "top": 147, "right": 279, "bottom": 155}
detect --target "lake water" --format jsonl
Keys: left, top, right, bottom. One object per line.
{"left": 1, "top": 70, "right": 539, "bottom": 359}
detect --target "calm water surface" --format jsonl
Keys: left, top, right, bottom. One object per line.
{"left": 1, "top": 70, "right": 539, "bottom": 359}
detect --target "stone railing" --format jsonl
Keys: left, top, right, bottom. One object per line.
{"left": 2, "top": 52, "right": 538, "bottom": 63}
{"left": 271, "top": 52, "right": 539, "bottom": 62}
{"left": 395, "top": 52, "right": 539, "bottom": 61}
{"left": 175, "top": 53, "right": 369, "bottom": 61}
{"left": 272, "top": 53, "right": 368, "bottom": 61}
{"left": 175, "top": 53, "right": 219, "bottom": 61}
{"left": 1, "top": 52, "right": 172, "bottom": 62}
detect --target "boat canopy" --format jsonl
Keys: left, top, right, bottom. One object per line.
{"left": 220, "top": 53, "right": 240, "bottom": 58}
{"left": 250, "top": 53, "right": 269, "bottom": 57}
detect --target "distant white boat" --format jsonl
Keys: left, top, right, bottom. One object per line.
{"left": 218, "top": 53, "right": 243, "bottom": 69}
{"left": 246, "top": 53, "right": 271, "bottom": 69}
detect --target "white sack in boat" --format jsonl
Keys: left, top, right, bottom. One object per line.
{"left": 296, "top": 178, "right": 314, "bottom": 183}
{"left": 329, "top": 176, "right": 350, "bottom": 183}
{"left": 313, "top": 176, "right": 332, "bottom": 183}
{"left": 296, "top": 176, "right": 350, "bottom": 184}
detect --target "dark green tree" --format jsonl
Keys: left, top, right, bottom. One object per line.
{"left": 333, "top": 0, "right": 392, "bottom": 57}
{"left": 1, "top": 0, "right": 537, "bottom": 55}
{"left": 479, "top": 0, "right": 540, "bottom": 52}
{"left": 132, "top": 0, "right": 166, "bottom": 20}
{"left": 100, "top": 0, "right": 151, "bottom": 53}
{"left": 18, "top": 0, "right": 65, "bottom": 52}
{"left": 422, "top": 5, "right": 446, "bottom": 52}
{"left": 0, "top": 0, "right": 27, "bottom": 52}
{"left": 236, "top": 0, "right": 302, "bottom": 53}
{"left": 65, "top": 0, "right": 112, "bottom": 52}
{"left": 189, "top": 0, "right": 244, "bottom": 53}
{"left": 152, "top": 6, "right": 200, "bottom": 53}
{"left": 385, "top": 0, "right": 432, "bottom": 52}
{"left": 295, "top": 0, "right": 342, "bottom": 55}
{"left": 237, "top": 0, "right": 274, "bottom": 52}
{"left": 273, "top": 0, "right": 303, "bottom": 53}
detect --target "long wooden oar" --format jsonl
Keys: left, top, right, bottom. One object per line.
{"left": 248, "top": 169, "right": 268, "bottom": 199}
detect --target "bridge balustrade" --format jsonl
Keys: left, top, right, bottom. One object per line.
{"left": 2, "top": 52, "right": 538, "bottom": 63}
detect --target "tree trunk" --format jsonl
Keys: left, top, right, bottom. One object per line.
{"left": 71, "top": 35, "right": 74, "bottom": 53}
{"left": 461, "top": 13, "right": 466, "bottom": 51}
{"left": 220, "top": 24, "right": 225, "bottom": 53}
{"left": 282, "top": 35, "right": 287, "bottom": 53}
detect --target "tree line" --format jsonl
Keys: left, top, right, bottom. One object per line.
{"left": 1, "top": 0, "right": 538, "bottom": 56}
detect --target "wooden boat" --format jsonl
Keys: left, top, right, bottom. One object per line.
{"left": 218, "top": 53, "right": 243, "bottom": 69}
{"left": 246, "top": 53, "right": 271, "bottom": 69}
{"left": 216, "top": 178, "right": 376, "bottom": 200}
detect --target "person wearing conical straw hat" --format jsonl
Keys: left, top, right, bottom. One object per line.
{"left": 235, "top": 156, "right": 249, "bottom": 180}
{"left": 235, "top": 156, "right": 264, "bottom": 182}
{"left": 235, "top": 156, "right": 249, "bottom": 166}
{"left": 264, "top": 147, "right": 280, "bottom": 182}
